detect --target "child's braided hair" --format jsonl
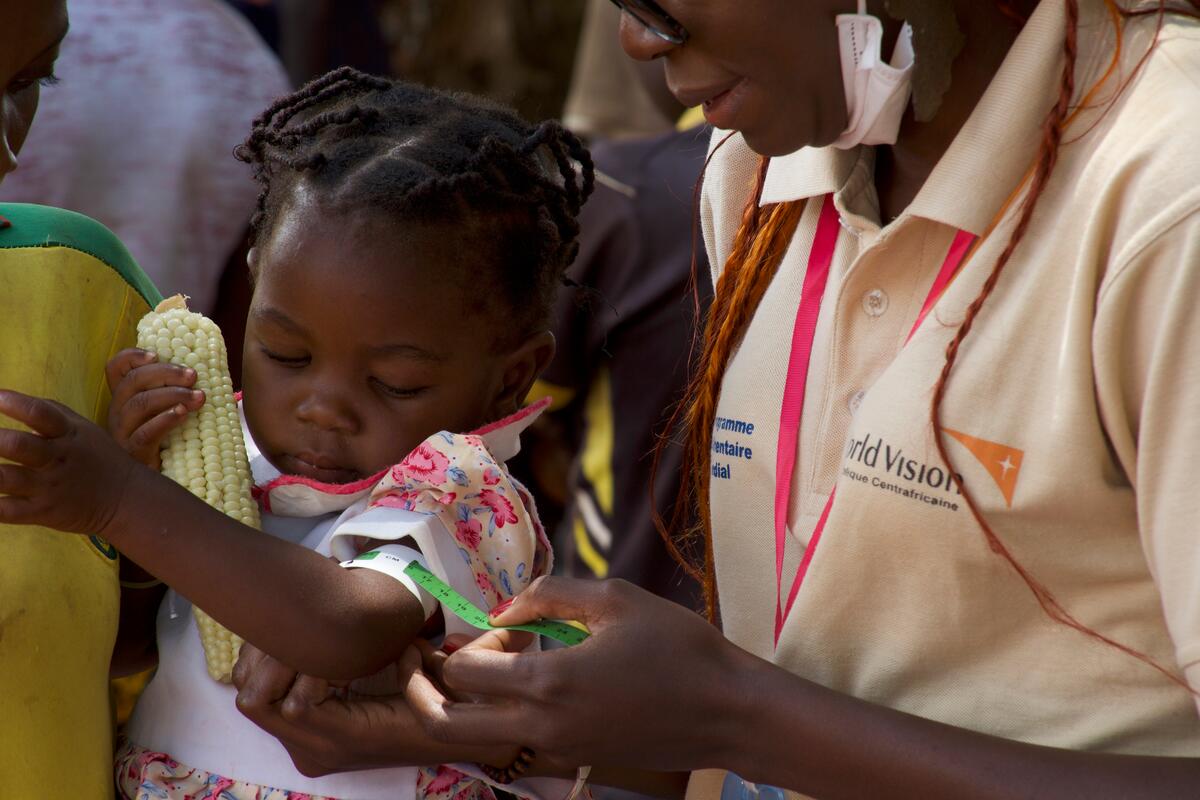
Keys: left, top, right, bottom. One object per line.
{"left": 234, "top": 67, "right": 594, "bottom": 340}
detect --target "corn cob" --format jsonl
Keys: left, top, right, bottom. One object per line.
{"left": 136, "top": 294, "right": 260, "bottom": 683}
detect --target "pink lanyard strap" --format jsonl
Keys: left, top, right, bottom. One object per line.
{"left": 772, "top": 194, "right": 842, "bottom": 641}
{"left": 771, "top": 198, "right": 976, "bottom": 646}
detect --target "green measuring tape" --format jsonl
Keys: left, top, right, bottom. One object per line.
{"left": 403, "top": 561, "right": 590, "bottom": 647}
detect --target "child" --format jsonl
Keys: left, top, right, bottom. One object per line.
{"left": 0, "top": 68, "right": 593, "bottom": 799}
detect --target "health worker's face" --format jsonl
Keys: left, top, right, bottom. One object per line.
{"left": 240, "top": 187, "right": 548, "bottom": 484}
{"left": 0, "top": 0, "right": 66, "bottom": 184}
{"left": 619, "top": 0, "right": 853, "bottom": 156}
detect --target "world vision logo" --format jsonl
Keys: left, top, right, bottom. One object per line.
{"left": 942, "top": 428, "right": 1024, "bottom": 507}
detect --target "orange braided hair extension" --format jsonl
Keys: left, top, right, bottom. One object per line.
{"left": 651, "top": 155, "right": 805, "bottom": 622}
{"left": 655, "top": 0, "right": 1200, "bottom": 637}
{"left": 931, "top": 0, "right": 1200, "bottom": 694}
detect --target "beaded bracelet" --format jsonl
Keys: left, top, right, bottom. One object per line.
{"left": 479, "top": 746, "right": 536, "bottom": 785}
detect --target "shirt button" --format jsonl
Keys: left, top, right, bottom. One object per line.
{"left": 848, "top": 389, "right": 866, "bottom": 414}
{"left": 862, "top": 288, "right": 889, "bottom": 318}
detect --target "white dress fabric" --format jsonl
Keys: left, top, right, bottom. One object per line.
{"left": 125, "top": 402, "right": 564, "bottom": 799}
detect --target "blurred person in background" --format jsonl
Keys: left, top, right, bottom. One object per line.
{"left": 379, "top": 0, "right": 583, "bottom": 122}
{"left": 224, "top": 0, "right": 281, "bottom": 51}
{"left": 0, "top": 0, "right": 289, "bottom": 317}
{"left": 1, "top": 1, "right": 163, "bottom": 796}
{"left": 529, "top": 56, "right": 710, "bottom": 608}
{"left": 1, "top": 0, "right": 287, "bottom": 748}
{"left": 561, "top": 0, "right": 677, "bottom": 141}
{"left": 272, "top": 0, "right": 390, "bottom": 85}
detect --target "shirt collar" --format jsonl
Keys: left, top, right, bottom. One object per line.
{"left": 759, "top": 145, "right": 859, "bottom": 206}
{"left": 755, "top": 0, "right": 1107, "bottom": 236}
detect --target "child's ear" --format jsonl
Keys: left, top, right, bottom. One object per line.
{"left": 490, "top": 330, "right": 556, "bottom": 419}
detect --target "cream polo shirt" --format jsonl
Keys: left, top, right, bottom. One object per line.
{"left": 694, "top": 1, "right": 1200, "bottom": 788}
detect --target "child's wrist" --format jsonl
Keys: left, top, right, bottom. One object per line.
{"left": 96, "top": 460, "right": 160, "bottom": 549}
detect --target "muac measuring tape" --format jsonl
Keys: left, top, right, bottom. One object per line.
{"left": 402, "top": 561, "right": 590, "bottom": 647}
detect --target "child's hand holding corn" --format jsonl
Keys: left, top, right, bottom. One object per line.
{"left": 105, "top": 347, "right": 206, "bottom": 470}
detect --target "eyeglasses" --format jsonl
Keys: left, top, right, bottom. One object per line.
{"left": 607, "top": 0, "right": 689, "bottom": 46}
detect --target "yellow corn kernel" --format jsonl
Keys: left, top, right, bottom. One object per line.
{"left": 137, "top": 294, "right": 260, "bottom": 683}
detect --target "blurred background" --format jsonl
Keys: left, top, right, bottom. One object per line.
{"left": 235, "top": 0, "right": 678, "bottom": 136}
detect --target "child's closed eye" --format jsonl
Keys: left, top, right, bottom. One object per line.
{"left": 371, "top": 377, "right": 429, "bottom": 400}
{"left": 261, "top": 346, "right": 309, "bottom": 366}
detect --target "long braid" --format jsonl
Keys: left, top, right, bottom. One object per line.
{"left": 653, "top": 152, "right": 805, "bottom": 621}
{"left": 929, "top": 0, "right": 1198, "bottom": 693}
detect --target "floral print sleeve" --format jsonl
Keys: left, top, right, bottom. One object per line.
{"left": 359, "top": 409, "right": 554, "bottom": 800}
{"left": 367, "top": 428, "right": 552, "bottom": 608}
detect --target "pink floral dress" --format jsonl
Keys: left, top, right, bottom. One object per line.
{"left": 116, "top": 400, "right": 554, "bottom": 800}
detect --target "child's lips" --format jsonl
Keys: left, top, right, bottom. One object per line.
{"left": 279, "top": 452, "right": 361, "bottom": 484}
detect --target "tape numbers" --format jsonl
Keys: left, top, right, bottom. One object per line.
{"left": 402, "top": 561, "right": 590, "bottom": 647}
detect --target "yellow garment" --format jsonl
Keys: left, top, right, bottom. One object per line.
{"left": 528, "top": 378, "right": 575, "bottom": 412}
{"left": 528, "top": 370, "right": 616, "bottom": 580}
{"left": 0, "top": 204, "right": 159, "bottom": 799}
{"left": 676, "top": 106, "right": 706, "bottom": 132}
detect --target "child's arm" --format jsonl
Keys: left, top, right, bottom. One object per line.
{"left": 0, "top": 388, "right": 427, "bottom": 681}
{"left": 105, "top": 348, "right": 185, "bottom": 677}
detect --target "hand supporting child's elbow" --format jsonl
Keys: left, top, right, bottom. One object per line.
{"left": 232, "top": 640, "right": 522, "bottom": 776}
{"left": 105, "top": 347, "right": 206, "bottom": 469}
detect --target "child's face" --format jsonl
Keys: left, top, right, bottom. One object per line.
{"left": 240, "top": 189, "right": 549, "bottom": 483}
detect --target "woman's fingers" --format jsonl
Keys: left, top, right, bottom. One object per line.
{"left": 235, "top": 654, "right": 300, "bottom": 716}
{"left": 440, "top": 640, "right": 571, "bottom": 704}
{"left": 469, "top": 627, "right": 536, "bottom": 655}
{"left": 231, "top": 643, "right": 269, "bottom": 690}
{"left": 404, "top": 656, "right": 529, "bottom": 747}
{"left": 0, "top": 390, "right": 71, "bottom": 438}
{"left": 280, "top": 675, "right": 336, "bottom": 722}
{"left": 235, "top": 673, "right": 341, "bottom": 778}
{"left": 489, "top": 575, "right": 621, "bottom": 628}
{"left": 414, "top": 639, "right": 449, "bottom": 685}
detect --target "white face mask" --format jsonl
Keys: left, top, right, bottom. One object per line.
{"left": 831, "top": 0, "right": 915, "bottom": 149}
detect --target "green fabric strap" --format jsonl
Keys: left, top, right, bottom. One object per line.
{"left": 0, "top": 203, "right": 163, "bottom": 308}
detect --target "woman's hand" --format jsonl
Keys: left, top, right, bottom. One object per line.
{"left": 232, "top": 642, "right": 520, "bottom": 777}
{"left": 405, "top": 577, "right": 747, "bottom": 773}
{"left": 0, "top": 389, "right": 150, "bottom": 537}
{"left": 105, "top": 348, "right": 204, "bottom": 469}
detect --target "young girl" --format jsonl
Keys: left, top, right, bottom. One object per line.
{"left": 0, "top": 67, "right": 593, "bottom": 799}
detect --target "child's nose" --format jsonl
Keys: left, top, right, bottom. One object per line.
{"left": 295, "top": 390, "right": 357, "bottom": 434}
